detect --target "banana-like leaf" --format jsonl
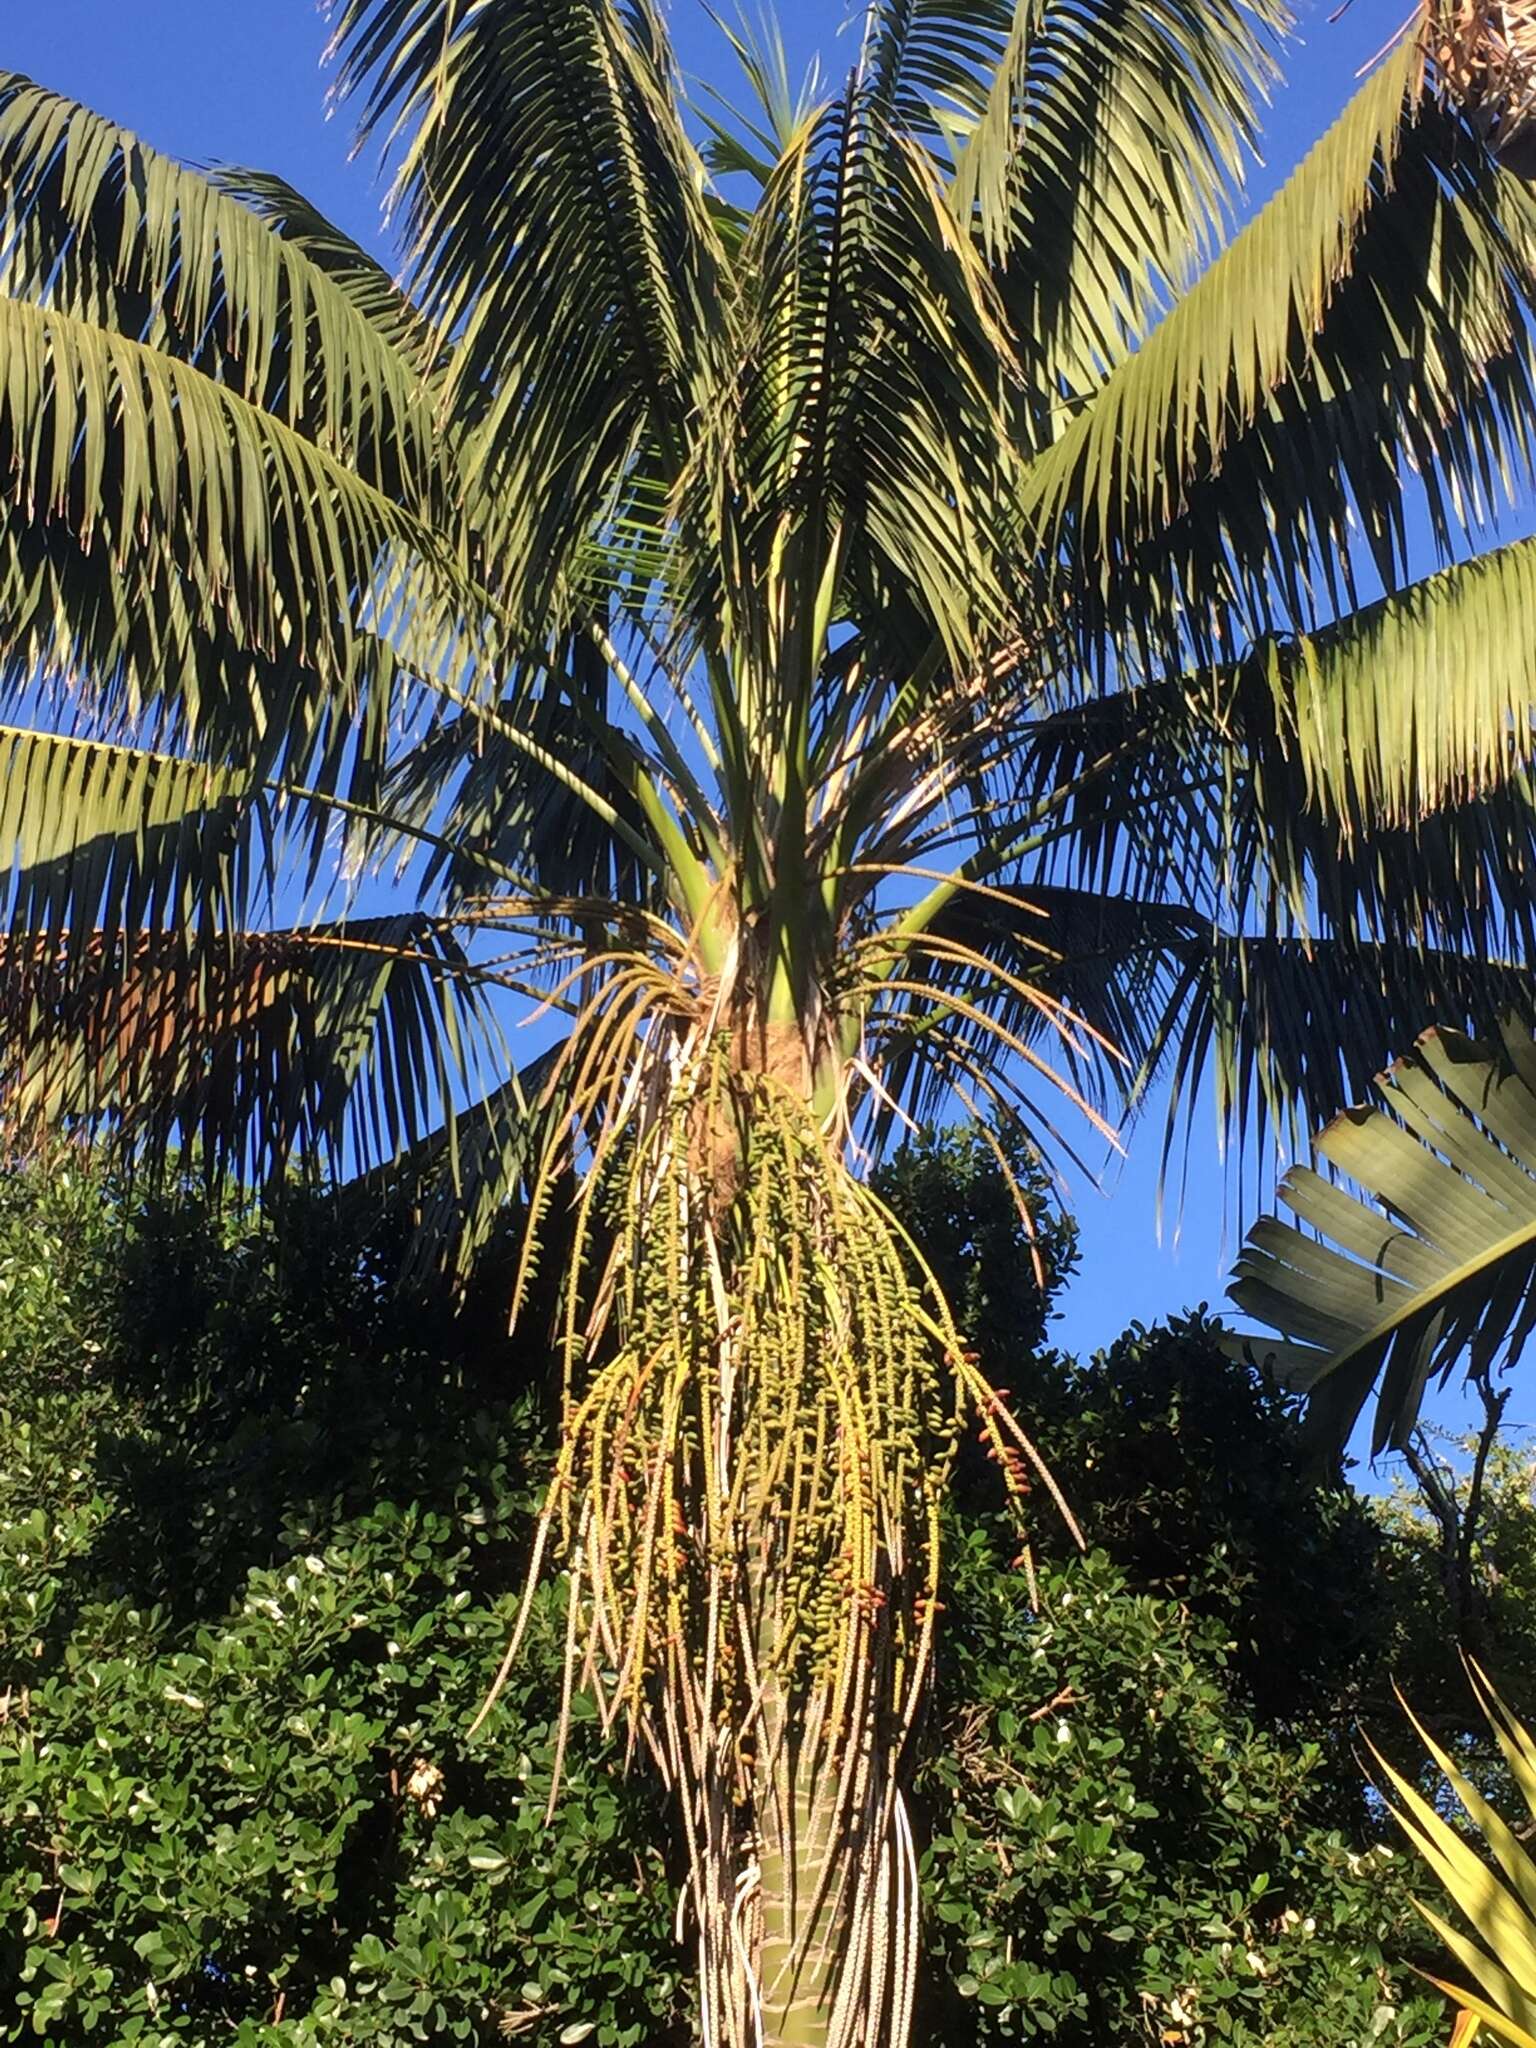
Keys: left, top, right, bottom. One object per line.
{"left": 1231, "top": 1020, "right": 1536, "bottom": 1457}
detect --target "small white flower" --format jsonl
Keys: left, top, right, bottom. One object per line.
{"left": 1055, "top": 1721, "right": 1071, "bottom": 1744}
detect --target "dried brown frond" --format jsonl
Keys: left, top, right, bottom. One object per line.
{"left": 1424, "top": 1, "right": 1536, "bottom": 168}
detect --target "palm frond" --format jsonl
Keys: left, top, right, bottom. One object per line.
{"left": 0, "top": 289, "right": 491, "bottom": 779}
{"left": 700, "top": 81, "right": 1025, "bottom": 696}
{"left": 1253, "top": 534, "right": 1536, "bottom": 831}
{"left": 381, "top": 632, "right": 658, "bottom": 909}
{"left": 874, "top": 876, "right": 1536, "bottom": 1183}
{"left": 0, "top": 74, "right": 441, "bottom": 501}
{"left": 1032, "top": 40, "right": 1536, "bottom": 669}
{"left": 0, "top": 725, "right": 270, "bottom": 953}
{"left": 328, "top": 0, "right": 733, "bottom": 614}
{"left": 1016, "top": 627, "right": 1536, "bottom": 972}
{"left": 209, "top": 162, "right": 439, "bottom": 378}
{"left": 942, "top": 0, "right": 1283, "bottom": 408}
{"left": 0, "top": 913, "right": 507, "bottom": 1191}
{"left": 352, "top": 1059, "right": 564, "bottom": 1283}
{"left": 1021, "top": 29, "right": 1419, "bottom": 566}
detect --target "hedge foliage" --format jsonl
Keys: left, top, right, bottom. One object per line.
{"left": 0, "top": 1145, "right": 1446, "bottom": 2045}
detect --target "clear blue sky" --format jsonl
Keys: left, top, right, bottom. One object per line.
{"left": 7, "top": 0, "right": 1524, "bottom": 1464}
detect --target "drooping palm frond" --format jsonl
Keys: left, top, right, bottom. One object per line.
{"left": 1022, "top": 31, "right": 1419, "bottom": 566}
{"left": 877, "top": 876, "right": 1536, "bottom": 1186}
{"left": 208, "top": 163, "right": 440, "bottom": 378}
{"left": 1252, "top": 535, "right": 1536, "bottom": 832}
{"left": 0, "top": 913, "right": 508, "bottom": 1193}
{"left": 1031, "top": 40, "right": 1536, "bottom": 676}
{"left": 1231, "top": 1020, "right": 1536, "bottom": 1459}
{"left": 0, "top": 287, "right": 495, "bottom": 783}
{"left": 0, "top": 727, "right": 270, "bottom": 951}
{"left": 0, "top": 74, "right": 442, "bottom": 498}
{"left": 941, "top": 0, "right": 1284, "bottom": 406}
{"left": 350, "top": 1060, "right": 565, "bottom": 1283}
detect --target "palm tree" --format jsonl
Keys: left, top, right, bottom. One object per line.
{"left": 8, "top": 0, "right": 1536, "bottom": 2039}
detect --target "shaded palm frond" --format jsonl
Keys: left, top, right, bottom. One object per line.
{"left": 351, "top": 1059, "right": 566, "bottom": 1283}
{"left": 380, "top": 625, "right": 659, "bottom": 908}
{"left": 0, "top": 725, "right": 271, "bottom": 955}
{"left": 0, "top": 912, "right": 506, "bottom": 1192}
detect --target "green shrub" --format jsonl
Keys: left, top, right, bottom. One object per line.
{"left": 918, "top": 1530, "right": 1436, "bottom": 2046}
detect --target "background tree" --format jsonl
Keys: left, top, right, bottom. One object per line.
{"left": 7, "top": 1, "right": 1536, "bottom": 2037}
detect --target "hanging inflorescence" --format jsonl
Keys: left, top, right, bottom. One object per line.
{"left": 478, "top": 1038, "right": 1072, "bottom": 2048}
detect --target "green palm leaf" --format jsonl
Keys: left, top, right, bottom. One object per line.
{"left": 1031, "top": 41, "right": 1536, "bottom": 675}
{"left": 0, "top": 288, "right": 492, "bottom": 776}
{"left": 1022, "top": 31, "right": 1420, "bottom": 554}
{"left": 0, "top": 726, "right": 268, "bottom": 949}
{"left": 0, "top": 73, "right": 442, "bottom": 496}
{"left": 944, "top": 0, "right": 1282, "bottom": 405}
{"left": 328, "top": 0, "right": 733, "bottom": 613}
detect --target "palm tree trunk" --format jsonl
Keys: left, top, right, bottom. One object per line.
{"left": 755, "top": 1711, "right": 844, "bottom": 2048}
